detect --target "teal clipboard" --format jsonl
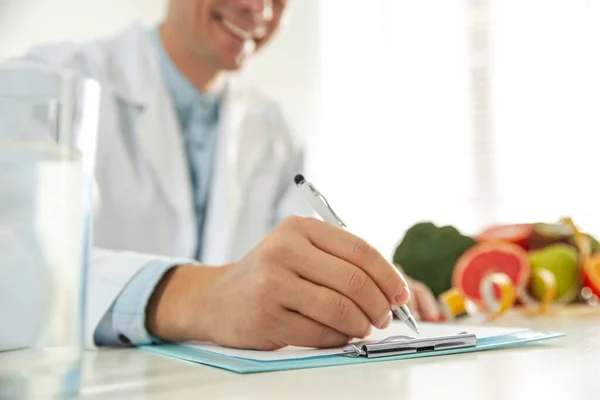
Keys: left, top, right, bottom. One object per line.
{"left": 141, "top": 330, "right": 564, "bottom": 374}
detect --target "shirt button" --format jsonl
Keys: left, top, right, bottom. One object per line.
{"left": 195, "top": 142, "right": 205, "bottom": 151}
{"left": 118, "top": 334, "right": 132, "bottom": 345}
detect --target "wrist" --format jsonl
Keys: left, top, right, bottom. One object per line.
{"left": 145, "top": 264, "right": 228, "bottom": 342}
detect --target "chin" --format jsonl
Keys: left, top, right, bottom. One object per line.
{"left": 223, "top": 58, "right": 245, "bottom": 70}
{"left": 217, "top": 50, "right": 253, "bottom": 71}
{"left": 214, "top": 59, "right": 243, "bottom": 71}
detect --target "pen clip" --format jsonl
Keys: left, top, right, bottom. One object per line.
{"left": 307, "top": 182, "right": 347, "bottom": 228}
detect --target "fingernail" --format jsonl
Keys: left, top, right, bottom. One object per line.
{"left": 394, "top": 288, "right": 410, "bottom": 305}
{"left": 380, "top": 312, "right": 393, "bottom": 329}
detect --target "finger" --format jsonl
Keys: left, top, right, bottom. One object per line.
{"left": 396, "top": 264, "right": 422, "bottom": 320}
{"left": 394, "top": 263, "right": 407, "bottom": 276}
{"left": 289, "top": 241, "right": 391, "bottom": 329}
{"left": 412, "top": 283, "right": 442, "bottom": 322}
{"left": 292, "top": 217, "right": 410, "bottom": 307}
{"left": 280, "top": 276, "right": 372, "bottom": 339}
{"left": 279, "top": 309, "right": 350, "bottom": 349}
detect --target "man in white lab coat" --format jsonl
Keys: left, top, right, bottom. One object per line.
{"left": 21, "top": 0, "right": 441, "bottom": 350}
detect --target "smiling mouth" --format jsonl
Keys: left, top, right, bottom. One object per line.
{"left": 215, "top": 15, "right": 267, "bottom": 42}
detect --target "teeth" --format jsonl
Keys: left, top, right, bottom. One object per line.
{"left": 221, "top": 18, "right": 253, "bottom": 41}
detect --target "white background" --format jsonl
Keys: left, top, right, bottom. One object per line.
{"left": 1, "top": 0, "right": 599, "bottom": 259}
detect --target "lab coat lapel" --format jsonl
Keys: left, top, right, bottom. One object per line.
{"left": 112, "top": 25, "right": 197, "bottom": 256}
{"left": 201, "top": 81, "right": 241, "bottom": 265}
{"left": 201, "top": 77, "right": 267, "bottom": 264}
{"left": 135, "top": 87, "right": 197, "bottom": 256}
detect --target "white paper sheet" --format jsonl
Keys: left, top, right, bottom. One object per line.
{"left": 182, "top": 322, "right": 525, "bottom": 362}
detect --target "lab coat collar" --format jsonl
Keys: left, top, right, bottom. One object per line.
{"left": 106, "top": 23, "right": 161, "bottom": 108}
{"left": 109, "top": 24, "right": 230, "bottom": 111}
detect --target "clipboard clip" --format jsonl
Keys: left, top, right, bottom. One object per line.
{"left": 342, "top": 332, "right": 478, "bottom": 359}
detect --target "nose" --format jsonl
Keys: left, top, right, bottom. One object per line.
{"left": 238, "top": 0, "right": 274, "bottom": 23}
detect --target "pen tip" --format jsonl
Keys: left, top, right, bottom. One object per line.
{"left": 294, "top": 174, "right": 305, "bottom": 185}
{"left": 408, "top": 318, "right": 420, "bottom": 335}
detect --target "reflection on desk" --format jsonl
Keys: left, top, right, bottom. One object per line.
{"left": 8, "top": 306, "right": 600, "bottom": 400}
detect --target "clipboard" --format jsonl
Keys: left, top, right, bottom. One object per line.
{"left": 141, "top": 323, "right": 564, "bottom": 374}
{"left": 342, "top": 332, "right": 477, "bottom": 358}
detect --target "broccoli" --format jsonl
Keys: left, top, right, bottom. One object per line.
{"left": 392, "top": 222, "right": 477, "bottom": 298}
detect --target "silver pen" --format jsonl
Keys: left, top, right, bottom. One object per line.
{"left": 294, "top": 174, "right": 420, "bottom": 334}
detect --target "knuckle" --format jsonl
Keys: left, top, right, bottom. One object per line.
{"left": 252, "top": 270, "right": 279, "bottom": 300}
{"left": 332, "top": 296, "right": 352, "bottom": 323}
{"left": 350, "top": 237, "right": 374, "bottom": 264}
{"left": 347, "top": 268, "right": 369, "bottom": 297}
{"left": 282, "top": 215, "right": 305, "bottom": 230}
{"left": 257, "top": 238, "right": 287, "bottom": 264}
{"left": 382, "top": 268, "right": 398, "bottom": 289}
{"left": 253, "top": 273, "right": 271, "bottom": 296}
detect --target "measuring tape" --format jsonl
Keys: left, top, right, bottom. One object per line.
{"left": 440, "top": 270, "right": 558, "bottom": 319}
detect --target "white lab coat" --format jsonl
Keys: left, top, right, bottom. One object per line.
{"left": 20, "top": 24, "right": 310, "bottom": 349}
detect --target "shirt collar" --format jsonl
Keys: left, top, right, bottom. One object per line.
{"left": 149, "top": 26, "right": 222, "bottom": 115}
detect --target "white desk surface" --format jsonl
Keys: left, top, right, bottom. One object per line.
{"left": 11, "top": 306, "right": 600, "bottom": 399}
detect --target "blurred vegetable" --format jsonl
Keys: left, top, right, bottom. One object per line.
{"left": 393, "top": 222, "right": 476, "bottom": 298}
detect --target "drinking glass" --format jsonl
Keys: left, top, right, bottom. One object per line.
{"left": 0, "top": 61, "right": 100, "bottom": 399}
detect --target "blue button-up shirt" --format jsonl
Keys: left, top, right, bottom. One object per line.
{"left": 94, "top": 27, "right": 221, "bottom": 346}
{"left": 151, "top": 29, "right": 221, "bottom": 259}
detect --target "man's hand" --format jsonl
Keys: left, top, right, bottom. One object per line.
{"left": 146, "top": 216, "right": 411, "bottom": 350}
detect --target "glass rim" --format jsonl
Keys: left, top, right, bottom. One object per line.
{"left": 0, "top": 94, "right": 60, "bottom": 104}
{"left": 0, "top": 140, "right": 80, "bottom": 161}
